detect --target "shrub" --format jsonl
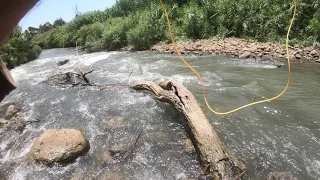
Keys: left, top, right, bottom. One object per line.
{"left": 77, "top": 22, "right": 105, "bottom": 46}
{"left": 84, "top": 40, "right": 104, "bottom": 53}
{"left": 180, "top": 3, "right": 205, "bottom": 39}
{"left": 102, "top": 16, "right": 136, "bottom": 50}
{"left": 127, "top": 3, "right": 167, "bottom": 50}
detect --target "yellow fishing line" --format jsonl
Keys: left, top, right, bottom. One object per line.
{"left": 159, "top": 0, "right": 297, "bottom": 115}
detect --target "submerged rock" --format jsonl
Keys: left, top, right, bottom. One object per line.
{"left": 27, "top": 129, "right": 89, "bottom": 166}
{"left": 98, "top": 148, "right": 115, "bottom": 164}
{"left": 5, "top": 105, "right": 21, "bottom": 119}
{"left": 57, "top": 59, "right": 69, "bottom": 66}
{"left": 70, "top": 173, "right": 85, "bottom": 180}
{"left": 0, "top": 117, "right": 26, "bottom": 133}
{"left": 99, "top": 167, "right": 128, "bottom": 180}
{"left": 107, "top": 116, "right": 125, "bottom": 129}
{"left": 267, "top": 172, "right": 297, "bottom": 180}
{"left": 276, "top": 63, "right": 284, "bottom": 68}
{"left": 6, "top": 120, "right": 26, "bottom": 133}
{"left": 1, "top": 105, "right": 26, "bottom": 133}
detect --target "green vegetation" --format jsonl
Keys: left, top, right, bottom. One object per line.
{"left": 0, "top": 26, "right": 42, "bottom": 69}
{"left": 1, "top": 0, "right": 320, "bottom": 68}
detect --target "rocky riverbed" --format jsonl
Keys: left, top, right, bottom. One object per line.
{"left": 151, "top": 38, "right": 320, "bottom": 66}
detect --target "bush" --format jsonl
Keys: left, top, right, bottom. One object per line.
{"left": 307, "top": 7, "right": 320, "bottom": 42}
{"left": 17, "top": 0, "right": 320, "bottom": 53}
{"left": 27, "top": 45, "right": 42, "bottom": 60}
{"left": 127, "top": 3, "right": 167, "bottom": 50}
{"left": 68, "top": 11, "right": 108, "bottom": 30}
{"left": 180, "top": 3, "right": 205, "bottom": 39}
{"left": 102, "top": 17, "right": 136, "bottom": 50}
{"left": 84, "top": 40, "right": 104, "bottom": 53}
{"left": 77, "top": 22, "right": 105, "bottom": 46}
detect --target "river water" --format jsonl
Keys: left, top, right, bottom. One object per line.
{"left": 0, "top": 49, "right": 319, "bottom": 179}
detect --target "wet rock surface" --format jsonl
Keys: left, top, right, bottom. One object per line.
{"left": 1, "top": 105, "right": 26, "bottom": 133}
{"left": 107, "top": 116, "right": 125, "bottom": 129}
{"left": 27, "top": 129, "right": 90, "bottom": 166}
{"left": 267, "top": 172, "right": 298, "bottom": 180}
{"left": 151, "top": 38, "right": 320, "bottom": 66}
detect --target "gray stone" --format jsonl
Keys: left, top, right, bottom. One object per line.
{"left": 295, "top": 53, "right": 302, "bottom": 59}
{"left": 310, "top": 50, "right": 318, "bottom": 55}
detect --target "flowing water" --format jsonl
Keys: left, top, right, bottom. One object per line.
{"left": 0, "top": 49, "right": 319, "bottom": 180}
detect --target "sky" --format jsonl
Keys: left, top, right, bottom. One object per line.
{"left": 19, "top": 0, "right": 117, "bottom": 31}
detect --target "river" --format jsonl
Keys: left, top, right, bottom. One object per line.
{"left": 0, "top": 49, "right": 319, "bottom": 179}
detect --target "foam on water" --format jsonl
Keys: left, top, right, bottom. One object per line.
{"left": 220, "top": 58, "right": 280, "bottom": 69}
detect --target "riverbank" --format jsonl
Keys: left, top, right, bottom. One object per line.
{"left": 151, "top": 38, "right": 320, "bottom": 66}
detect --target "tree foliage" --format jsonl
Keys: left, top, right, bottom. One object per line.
{"left": 0, "top": 26, "right": 42, "bottom": 69}
{"left": 1, "top": 0, "right": 319, "bottom": 68}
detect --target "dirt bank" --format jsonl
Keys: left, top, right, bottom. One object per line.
{"left": 151, "top": 38, "right": 320, "bottom": 66}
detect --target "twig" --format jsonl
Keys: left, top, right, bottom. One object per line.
{"left": 128, "top": 70, "right": 133, "bottom": 78}
{"left": 83, "top": 70, "right": 94, "bottom": 76}
{"left": 26, "top": 119, "right": 41, "bottom": 124}
{"left": 133, "top": 130, "right": 143, "bottom": 149}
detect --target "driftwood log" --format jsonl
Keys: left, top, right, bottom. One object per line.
{"left": 131, "top": 80, "right": 245, "bottom": 180}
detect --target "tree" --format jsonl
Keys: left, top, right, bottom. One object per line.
{"left": 24, "top": 26, "right": 39, "bottom": 41}
{"left": 9, "top": 26, "right": 22, "bottom": 38}
{"left": 39, "top": 22, "right": 53, "bottom": 33}
{"left": 53, "top": 18, "right": 66, "bottom": 28}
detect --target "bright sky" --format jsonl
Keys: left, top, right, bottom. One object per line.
{"left": 19, "top": 0, "right": 117, "bottom": 30}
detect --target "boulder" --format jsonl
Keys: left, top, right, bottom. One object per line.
{"left": 239, "top": 52, "right": 251, "bottom": 58}
{"left": 267, "top": 172, "right": 297, "bottom": 180}
{"left": 5, "top": 105, "right": 21, "bottom": 119}
{"left": 27, "top": 129, "right": 89, "bottom": 166}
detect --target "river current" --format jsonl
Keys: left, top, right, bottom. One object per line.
{"left": 0, "top": 49, "right": 319, "bottom": 179}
